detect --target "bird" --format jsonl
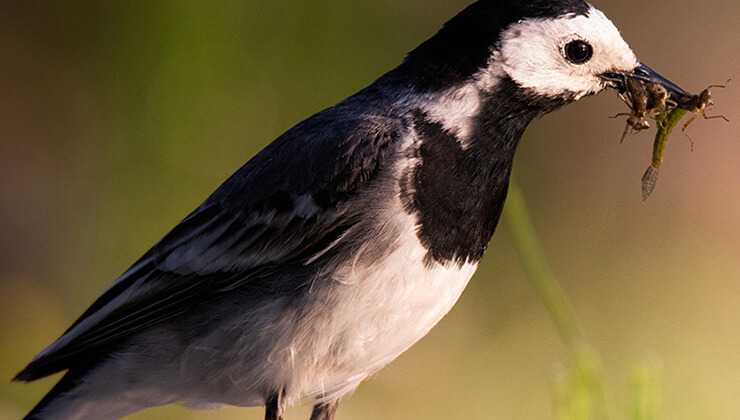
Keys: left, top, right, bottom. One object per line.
{"left": 14, "top": 0, "right": 687, "bottom": 419}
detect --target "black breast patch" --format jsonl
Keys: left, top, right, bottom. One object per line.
{"left": 401, "top": 111, "right": 513, "bottom": 267}
{"left": 400, "top": 77, "right": 568, "bottom": 267}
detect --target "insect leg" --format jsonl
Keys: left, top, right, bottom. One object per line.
{"left": 619, "top": 123, "right": 632, "bottom": 144}
{"left": 681, "top": 114, "right": 698, "bottom": 132}
{"left": 702, "top": 113, "right": 730, "bottom": 123}
{"left": 610, "top": 112, "right": 632, "bottom": 119}
{"left": 706, "top": 78, "right": 731, "bottom": 89}
{"left": 683, "top": 130, "right": 696, "bottom": 152}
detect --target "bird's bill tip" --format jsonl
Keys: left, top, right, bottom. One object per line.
{"left": 600, "top": 63, "right": 690, "bottom": 102}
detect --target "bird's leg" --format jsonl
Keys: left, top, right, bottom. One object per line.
{"left": 309, "top": 400, "right": 339, "bottom": 420}
{"left": 265, "top": 389, "right": 286, "bottom": 420}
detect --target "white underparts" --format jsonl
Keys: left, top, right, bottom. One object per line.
{"left": 301, "top": 209, "right": 478, "bottom": 403}
{"left": 250, "top": 155, "right": 480, "bottom": 405}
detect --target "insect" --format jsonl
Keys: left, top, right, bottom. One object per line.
{"left": 612, "top": 79, "right": 677, "bottom": 143}
{"left": 679, "top": 80, "right": 730, "bottom": 142}
{"left": 612, "top": 78, "right": 652, "bottom": 143}
{"left": 641, "top": 107, "right": 688, "bottom": 200}
{"left": 640, "top": 81, "right": 730, "bottom": 200}
{"left": 645, "top": 82, "right": 672, "bottom": 117}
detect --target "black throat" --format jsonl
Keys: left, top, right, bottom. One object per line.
{"left": 402, "top": 77, "right": 568, "bottom": 266}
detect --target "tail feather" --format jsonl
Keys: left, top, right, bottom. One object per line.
{"left": 18, "top": 365, "right": 153, "bottom": 420}
{"left": 22, "top": 370, "right": 82, "bottom": 420}
{"left": 13, "top": 358, "right": 63, "bottom": 383}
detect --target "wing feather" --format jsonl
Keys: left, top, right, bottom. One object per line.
{"left": 15, "top": 111, "right": 402, "bottom": 382}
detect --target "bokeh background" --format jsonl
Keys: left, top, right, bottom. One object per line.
{"left": 1, "top": 1, "right": 739, "bottom": 419}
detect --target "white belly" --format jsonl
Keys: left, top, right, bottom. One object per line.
{"left": 282, "top": 211, "right": 478, "bottom": 403}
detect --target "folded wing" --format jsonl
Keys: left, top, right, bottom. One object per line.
{"left": 15, "top": 111, "right": 401, "bottom": 382}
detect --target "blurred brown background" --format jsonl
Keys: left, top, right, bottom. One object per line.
{"left": 1, "top": 1, "right": 739, "bottom": 419}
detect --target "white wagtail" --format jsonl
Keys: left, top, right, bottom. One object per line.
{"left": 15, "top": 1, "right": 688, "bottom": 419}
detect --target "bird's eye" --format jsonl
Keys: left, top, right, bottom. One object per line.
{"left": 563, "top": 40, "right": 593, "bottom": 65}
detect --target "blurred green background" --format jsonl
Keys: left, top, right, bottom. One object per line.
{"left": 1, "top": 1, "right": 739, "bottom": 419}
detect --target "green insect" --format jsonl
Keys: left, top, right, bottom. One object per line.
{"left": 640, "top": 82, "right": 730, "bottom": 200}
{"left": 641, "top": 107, "right": 688, "bottom": 200}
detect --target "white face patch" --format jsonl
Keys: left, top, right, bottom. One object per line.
{"left": 496, "top": 6, "right": 638, "bottom": 99}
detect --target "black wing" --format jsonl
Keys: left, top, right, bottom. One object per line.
{"left": 15, "top": 110, "right": 402, "bottom": 382}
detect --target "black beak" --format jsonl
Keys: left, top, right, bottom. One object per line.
{"left": 601, "top": 63, "right": 690, "bottom": 103}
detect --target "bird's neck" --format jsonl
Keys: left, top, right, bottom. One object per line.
{"left": 400, "top": 77, "right": 567, "bottom": 266}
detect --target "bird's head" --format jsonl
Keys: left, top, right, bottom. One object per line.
{"left": 403, "top": 0, "right": 686, "bottom": 106}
